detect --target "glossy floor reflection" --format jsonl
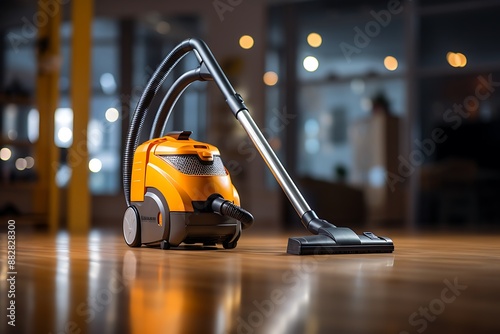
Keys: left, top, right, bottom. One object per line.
{"left": 1, "top": 230, "right": 500, "bottom": 334}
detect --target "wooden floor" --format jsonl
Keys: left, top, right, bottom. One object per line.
{"left": 1, "top": 229, "right": 500, "bottom": 334}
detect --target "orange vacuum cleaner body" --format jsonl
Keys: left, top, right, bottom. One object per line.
{"left": 123, "top": 131, "right": 245, "bottom": 249}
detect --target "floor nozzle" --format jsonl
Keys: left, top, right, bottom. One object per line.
{"left": 288, "top": 211, "right": 394, "bottom": 255}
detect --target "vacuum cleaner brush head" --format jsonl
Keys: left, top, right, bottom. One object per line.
{"left": 287, "top": 231, "right": 394, "bottom": 255}
{"left": 287, "top": 213, "right": 394, "bottom": 255}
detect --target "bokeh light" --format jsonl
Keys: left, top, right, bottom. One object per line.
{"left": 384, "top": 56, "right": 398, "bottom": 71}
{"left": 15, "top": 158, "right": 27, "bottom": 171}
{"left": 0, "top": 147, "right": 12, "bottom": 161}
{"left": 303, "top": 56, "right": 319, "bottom": 72}
{"left": 105, "top": 108, "right": 120, "bottom": 122}
{"left": 447, "top": 52, "right": 467, "bottom": 68}
{"left": 25, "top": 156, "right": 35, "bottom": 169}
{"left": 307, "top": 33, "right": 322, "bottom": 48}
{"left": 88, "top": 158, "right": 103, "bottom": 173}
{"left": 57, "top": 127, "right": 73, "bottom": 143}
{"left": 263, "top": 71, "right": 279, "bottom": 86}
{"left": 239, "top": 35, "right": 254, "bottom": 49}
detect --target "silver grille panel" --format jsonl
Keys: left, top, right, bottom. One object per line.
{"left": 159, "top": 155, "right": 227, "bottom": 176}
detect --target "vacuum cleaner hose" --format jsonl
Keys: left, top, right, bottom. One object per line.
{"left": 211, "top": 196, "right": 253, "bottom": 230}
{"left": 123, "top": 40, "right": 193, "bottom": 207}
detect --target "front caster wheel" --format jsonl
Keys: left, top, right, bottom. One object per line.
{"left": 160, "top": 240, "right": 170, "bottom": 250}
{"left": 223, "top": 240, "right": 237, "bottom": 249}
{"left": 123, "top": 206, "right": 141, "bottom": 247}
{"left": 223, "top": 231, "right": 240, "bottom": 249}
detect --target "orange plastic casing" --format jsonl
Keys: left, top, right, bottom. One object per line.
{"left": 130, "top": 135, "right": 240, "bottom": 212}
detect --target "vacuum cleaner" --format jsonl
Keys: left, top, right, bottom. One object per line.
{"left": 122, "top": 38, "right": 394, "bottom": 255}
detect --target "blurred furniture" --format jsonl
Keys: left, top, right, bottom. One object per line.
{"left": 299, "top": 177, "right": 366, "bottom": 228}
{"left": 421, "top": 159, "right": 478, "bottom": 226}
{"left": 350, "top": 112, "right": 405, "bottom": 226}
{"left": 419, "top": 121, "right": 500, "bottom": 226}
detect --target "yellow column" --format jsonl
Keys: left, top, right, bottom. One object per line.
{"left": 68, "top": 0, "right": 93, "bottom": 233}
{"left": 34, "top": 0, "right": 62, "bottom": 232}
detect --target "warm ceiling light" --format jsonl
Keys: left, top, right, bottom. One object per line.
{"left": 383, "top": 56, "right": 398, "bottom": 71}
{"left": 307, "top": 32, "right": 322, "bottom": 48}
{"left": 263, "top": 71, "right": 279, "bottom": 86}
{"left": 456, "top": 52, "right": 467, "bottom": 67}
{"left": 239, "top": 35, "right": 254, "bottom": 49}
{"left": 447, "top": 52, "right": 466, "bottom": 68}
{"left": 447, "top": 52, "right": 460, "bottom": 67}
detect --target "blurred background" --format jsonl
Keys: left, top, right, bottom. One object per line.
{"left": 1, "top": 0, "right": 499, "bottom": 233}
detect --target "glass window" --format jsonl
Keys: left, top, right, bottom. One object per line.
{"left": 297, "top": 77, "right": 405, "bottom": 182}
{"left": 295, "top": 1, "right": 405, "bottom": 81}
{"left": 268, "top": 2, "right": 406, "bottom": 184}
{"left": 55, "top": 19, "right": 121, "bottom": 194}
{"left": 1, "top": 26, "right": 36, "bottom": 184}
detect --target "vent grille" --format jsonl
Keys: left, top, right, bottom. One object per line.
{"left": 159, "top": 155, "right": 227, "bottom": 176}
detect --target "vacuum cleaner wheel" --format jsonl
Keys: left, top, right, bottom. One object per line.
{"left": 222, "top": 230, "right": 240, "bottom": 249}
{"left": 123, "top": 206, "right": 141, "bottom": 247}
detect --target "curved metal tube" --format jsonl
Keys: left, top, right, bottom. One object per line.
{"left": 150, "top": 68, "right": 213, "bottom": 140}
{"left": 187, "top": 39, "right": 248, "bottom": 117}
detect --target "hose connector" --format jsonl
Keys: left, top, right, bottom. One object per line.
{"left": 209, "top": 194, "right": 253, "bottom": 230}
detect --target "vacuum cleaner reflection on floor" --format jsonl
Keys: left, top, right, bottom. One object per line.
{"left": 122, "top": 38, "right": 394, "bottom": 255}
